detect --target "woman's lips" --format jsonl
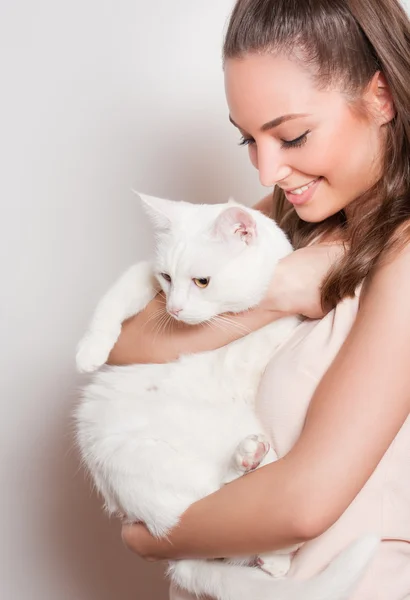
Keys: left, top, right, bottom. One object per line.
{"left": 284, "top": 177, "right": 323, "bottom": 206}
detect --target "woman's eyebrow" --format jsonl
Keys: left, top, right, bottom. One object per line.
{"left": 229, "top": 113, "right": 310, "bottom": 132}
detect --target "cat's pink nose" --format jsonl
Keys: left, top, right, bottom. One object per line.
{"left": 168, "top": 307, "right": 182, "bottom": 317}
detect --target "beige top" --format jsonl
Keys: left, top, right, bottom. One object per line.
{"left": 170, "top": 291, "right": 410, "bottom": 600}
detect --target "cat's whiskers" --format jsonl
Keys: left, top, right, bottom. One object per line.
{"left": 217, "top": 315, "right": 252, "bottom": 332}
{"left": 213, "top": 314, "right": 252, "bottom": 335}
{"left": 154, "top": 292, "right": 167, "bottom": 306}
{"left": 152, "top": 311, "right": 175, "bottom": 341}
{"left": 152, "top": 311, "right": 170, "bottom": 337}
{"left": 203, "top": 316, "right": 240, "bottom": 337}
{"left": 202, "top": 318, "right": 226, "bottom": 335}
{"left": 144, "top": 307, "right": 168, "bottom": 328}
{"left": 143, "top": 294, "right": 169, "bottom": 333}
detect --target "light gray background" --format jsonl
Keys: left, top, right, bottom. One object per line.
{"left": 0, "top": 1, "right": 266, "bottom": 599}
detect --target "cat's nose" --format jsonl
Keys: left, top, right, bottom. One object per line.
{"left": 168, "top": 307, "right": 182, "bottom": 318}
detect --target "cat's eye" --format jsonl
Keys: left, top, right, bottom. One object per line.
{"left": 161, "top": 273, "right": 171, "bottom": 283}
{"left": 193, "top": 277, "right": 210, "bottom": 288}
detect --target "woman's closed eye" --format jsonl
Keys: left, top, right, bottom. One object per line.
{"left": 239, "top": 129, "right": 311, "bottom": 150}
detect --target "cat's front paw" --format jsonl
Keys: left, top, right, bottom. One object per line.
{"left": 76, "top": 331, "right": 119, "bottom": 373}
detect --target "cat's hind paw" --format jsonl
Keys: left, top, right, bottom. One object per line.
{"left": 234, "top": 434, "right": 270, "bottom": 473}
{"left": 223, "top": 434, "right": 274, "bottom": 485}
{"left": 257, "top": 554, "right": 292, "bottom": 578}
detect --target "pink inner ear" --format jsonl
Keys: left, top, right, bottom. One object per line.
{"left": 213, "top": 207, "right": 257, "bottom": 243}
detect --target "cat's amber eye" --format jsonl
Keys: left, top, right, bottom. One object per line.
{"left": 161, "top": 273, "right": 171, "bottom": 283}
{"left": 193, "top": 277, "right": 210, "bottom": 288}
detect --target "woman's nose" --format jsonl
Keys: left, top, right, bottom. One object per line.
{"left": 257, "top": 147, "right": 292, "bottom": 187}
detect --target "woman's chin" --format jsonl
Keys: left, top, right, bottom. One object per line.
{"left": 295, "top": 202, "right": 339, "bottom": 224}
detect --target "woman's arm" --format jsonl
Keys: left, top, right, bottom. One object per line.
{"left": 108, "top": 242, "right": 341, "bottom": 365}
{"left": 122, "top": 242, "right": 410, "bottom": 560}
{"left": 107, "top": 295, "right": 282, "bottom": 365}
{"left": 107, "top": 193, "right": 344, "bottom": 365}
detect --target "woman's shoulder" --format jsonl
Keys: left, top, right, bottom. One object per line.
{"left": 252, "top": 192, "right": 275, "bottom": 217}
{"left": 361, "top": 226, "right": 410, "bottom": 305}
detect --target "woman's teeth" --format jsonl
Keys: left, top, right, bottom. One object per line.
{"left": 289, "top": 178, "right": 320, "bottom": 196}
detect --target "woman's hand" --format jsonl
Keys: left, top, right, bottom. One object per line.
{"left": 261, "top": 243, "right": 346, "bottom": 319}
{"left": 121, "top": 522, "right": 178, "bottom": 561}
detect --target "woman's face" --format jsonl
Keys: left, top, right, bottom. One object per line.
{"left": 224, "top": 53, "right": 390, "bottom": 223}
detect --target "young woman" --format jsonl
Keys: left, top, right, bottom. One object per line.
{"left": 110, "top": 1, "right": 410, "bottom": 598}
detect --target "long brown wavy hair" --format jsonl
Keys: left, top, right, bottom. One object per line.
{"left": 223, "top": 0, "right": 410, "bottom": 310}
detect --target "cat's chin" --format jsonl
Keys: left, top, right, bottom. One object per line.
{"left": 178, "top": 316, "right": 212, "bottom": 326}
{"left": 173, "top": 312, "right": 221, "bottom": 326}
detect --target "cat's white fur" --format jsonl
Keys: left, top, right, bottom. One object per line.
{"left": 75, "top": 194, "right": 378, "bottom": 600}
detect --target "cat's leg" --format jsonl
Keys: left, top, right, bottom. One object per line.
{"left": 222, "top": 433, "right": 275, "bottom": 484}
{"left": 91, "top": 467, "right": 121, "bottom": 516}
{"left": 76, "top": 260, "right": 158, "bottom": 372}
{"left": 224, "top": 435, "right": 298, "bottom": 576}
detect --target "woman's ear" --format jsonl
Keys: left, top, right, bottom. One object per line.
{"left": 366, "top": 71, "right": 396, "bottom": 125}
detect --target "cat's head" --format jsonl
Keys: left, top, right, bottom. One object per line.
{"left": 139, "top": 193, "right": 292, "bottom": 325}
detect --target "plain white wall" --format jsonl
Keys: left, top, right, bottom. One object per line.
{"left": 0, "top": 1, "right": 266, "bottom": 599}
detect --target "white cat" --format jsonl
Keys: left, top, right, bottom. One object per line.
{"left": 75, "top": 193, "right": 378, "bottom": 600}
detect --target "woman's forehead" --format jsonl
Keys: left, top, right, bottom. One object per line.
{"left": 224, "top": 54, "right": 344, "bottom": 131}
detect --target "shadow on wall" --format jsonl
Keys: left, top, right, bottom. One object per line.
{"left": 128, "top": 120, "right": 261, "bottom": 208}
{"left": 50, "top": 383, "right": 169, "bottom": 600}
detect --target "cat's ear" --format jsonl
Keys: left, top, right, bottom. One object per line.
{"left": 213, "top": 207, "right": 257, "bottom": 245}
{"left": 227, "top": 196, "right": 239, "bottom": 206}
{"left": 135, "top": 192, "right": 177, "bottom": 230}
